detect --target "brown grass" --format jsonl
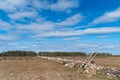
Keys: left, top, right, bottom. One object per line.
{"left": 0, "top": 58, "right": 86, "bottom": 80}
{"left": 60, "top": 56, "right": 120, "bottom": 68}
{"left": 0, "top": 57, "right": 118, "bottom": 80}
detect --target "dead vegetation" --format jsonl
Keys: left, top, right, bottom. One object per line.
{"left": 60, "top": 56, "right": 120, "bottom": 68}
{"left": 0, "top": 56, "right": 119, "bottom": 80}
{"left": 40, "top": 56, "right": 120, "bottom": 80}
{"left": 0, "top": 57, "right": 85, "bottom": 80}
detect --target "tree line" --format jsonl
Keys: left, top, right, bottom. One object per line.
{"left": 96, "top": 53, "right": 112, "bottom": 56}
{"left": 0, "top": 50, "right": 114, "bottom": 56}
{"left": 0, "top": 51, "right": 37, "bottom": 56}
{"left": 38, "top": 52, "right": 87, "bottom": 56}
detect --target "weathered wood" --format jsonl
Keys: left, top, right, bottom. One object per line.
{"left": 79, "top": 53, "right": 97, "bottom": 73}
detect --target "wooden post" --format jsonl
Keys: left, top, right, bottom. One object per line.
{"left": 79, "top": 53, "right": 97, "bottom": 73}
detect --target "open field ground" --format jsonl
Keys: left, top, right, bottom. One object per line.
{"left": 60, "top": 56, "right": 120, "bottom": 68}
{"left": 0, "top": 57, "right": 119, "bottom": 80}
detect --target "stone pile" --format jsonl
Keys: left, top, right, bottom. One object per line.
{"left": 40, "top": 56, "right": 76, "bottom": 62}
{"left": 39, "top": 56, "right": 83, "bottom": 68}
{"left": 97, "top": 67, "right": 120, "bottom": 79}
{"left": 39, "top": 56, "right": 120, "bottom": 79}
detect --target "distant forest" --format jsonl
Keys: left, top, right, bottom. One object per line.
{"left": 38, "top": 52, "right": 86, "bottom": 56}
{"left": 0, "top": 50, "right": 116, "bottom": 56}
{"left": 0, "top": 51, "right": 37, "bottom": 56}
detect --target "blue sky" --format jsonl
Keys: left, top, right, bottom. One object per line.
{"left": 0, "top": 0, "right": 120, "bottom": 55}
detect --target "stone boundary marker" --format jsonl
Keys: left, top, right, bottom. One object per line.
{"left": 38, "top": 56, "right": 120, "bottom": 79}
{"left": 0, "top": 56, "right": 119, "bottom": 79}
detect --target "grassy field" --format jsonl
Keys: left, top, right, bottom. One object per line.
{"left": 0, "top": 57, "right": 119, "bottom": 80}
{"left": 60, "top": 56, "right": 120, "bottom": 68}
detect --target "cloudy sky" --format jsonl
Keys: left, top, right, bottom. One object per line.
{"left": 0, "top": 0, "right": 120, "bottom": 54}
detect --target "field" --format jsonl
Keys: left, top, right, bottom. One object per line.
{"left": 0, "top": 56, "right": 120, "bottom": 80}
{"left": 60, "top": 56, "right": 120, "bottom": 68}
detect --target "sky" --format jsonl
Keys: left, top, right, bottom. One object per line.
{"left": 0, "top": 0, "right": 120, "bottom": 55}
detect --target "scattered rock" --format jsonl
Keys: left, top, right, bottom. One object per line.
{"left": 38, "top": 56, "right": 120, "bottom": 79}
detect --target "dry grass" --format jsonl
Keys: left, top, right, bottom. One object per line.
{"left": 60, "top": 56, "right": 120, "bottom": 68}
{"left": 0, "top": 57, "right": 85, "bottom": 80}
{"left": 0, "top": 57, "right": 118, "bottom": 80}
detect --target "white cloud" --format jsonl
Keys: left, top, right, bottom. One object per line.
{"left": 83, "top": 27, "right": 120, "bottom": 34}
{"left": 77, "top": 43, "right": 99, "bottom": 48}
{"left": 77, "top": 43, "right": 118, "bottom": 50}
{"left": 19, "top": 22, "right": 55, "bottom": 30}
{"left": 99, "top": 45, "right": 116, "bottom": 49}
{"left": 93, "top": 8, "right": 120, "bottom": 24}
{"left": 8, "top": 11, "right": 38, "bottom": 20}
{"left": 38, "top": 27, "right": 120, "bottom": 37}
{"left": 64, "top": 37, "right": 80, "bottom": 40}
{"left": 0, "top": 0, "right": 79, "bottom": 12}
{"left": 8, "top": 43, "right": 18, "bottom": 46}
{"left": 0, "top": 34, "right": 18, "bottom": 41}
{"left": 0, "top": 20, "right": 20, "bottom": 41}
{"left": 0, "top": 1, "right": 16, "bottom": 12}
{"left": 32, "top": 0, "right": 79, "bottom": 12}
{"left": 1, "top": 12, "right": 83, "bottom": 41}
{"left": 0, "top": 0, "right": 27, "bottom": 12}
{"left": 6, "top": 0, "right": 26, "bottom": 5}
{"left": 57, "top": 14, "right": 83, "bottom": 26}
{"left": 0, "top": 19, "right": 12, "bottom": 31}
{"left": 49, "top": 0, "right": 79, "bottom": 11}
{"left": 98, "top": 35, "right": 107, "bottom": 38}
{"left": 16, "top": 13, "right": 83, "bottom": 34}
